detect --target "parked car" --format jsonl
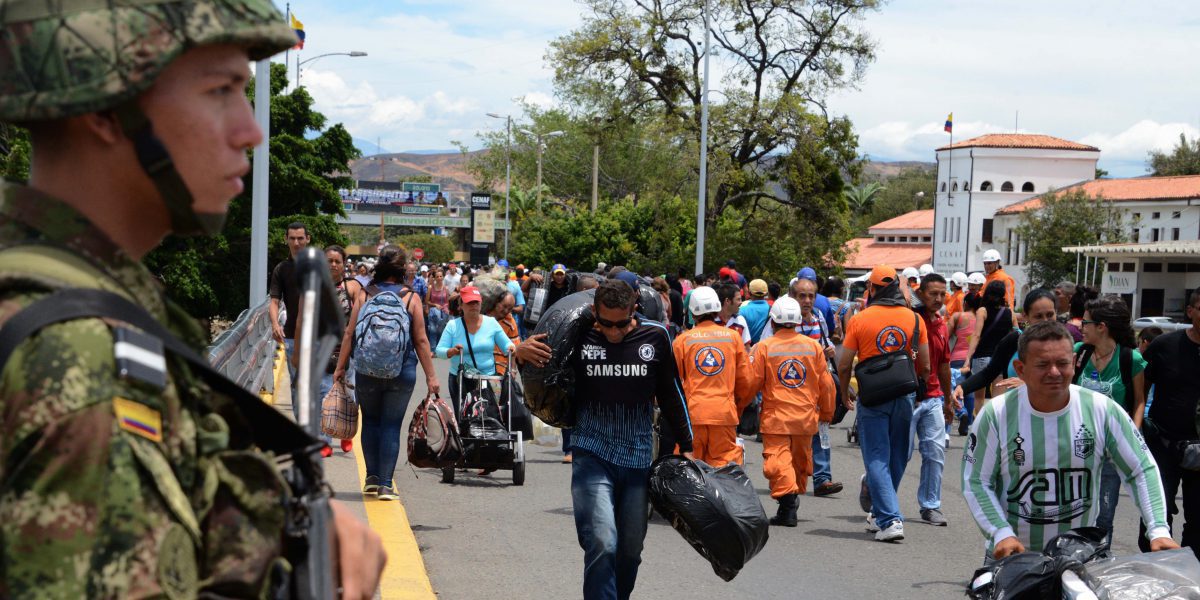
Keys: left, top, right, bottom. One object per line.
{"left": 1133, "top": 316, "right": 1191, "bottom": 332}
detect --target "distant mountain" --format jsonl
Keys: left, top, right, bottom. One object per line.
{"left": 349, "top": 151, "right": 482, "bottom": 193}
{"left": 352, "top": 138, "right": 391, "bottom": 156}
{"left": 862, "top": 160, "right": 934, "bottom": 180}
{"left": 399, "top": 149, "right": 460, "bottom": 155}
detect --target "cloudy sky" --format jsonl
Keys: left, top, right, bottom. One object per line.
{"left": 285, "top": 0, "right": 1199, "bottom": 176}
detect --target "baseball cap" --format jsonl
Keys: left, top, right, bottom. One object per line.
{"left": 770, "top": 296, "right": 803, "bottom": 324}
{"left": 419, "top": 265, "right": 429, "bottom": 273}
{"left": 688, "top": 287, "right": 721, "bottom": 316}
{"left": 460, "top": 286, "right": 482, "bottom": 303}
{"left": 552, "top": 263, "right": 567, "bottom": 274}
{"left": 726, "top": 259, "right": 737, "bottom": 268}
{"left": 517, "top": 264, "right": 526, "bottom": 270}
{"left": 497, "top": 259, "right": 510, "bottom": 268}
{"left": 868, "top": 265, "right": 897, "bottom": 287}
{"left": 718, "top": 266, "right": 734, "bottom": 279}
{"left": 967, "top": 272, "right": 986, "bottom": 285}
{"left": 748, "top": 279, "right": 768, "bottom": 298}
{"left": 982, "top": 249, "right": 1002, "bottom": 263}
{"left": 614, "top": 270, "right": 641, "bottom": 290}
{"left": 796, "top": 267, "right": 818, "bottom": 282}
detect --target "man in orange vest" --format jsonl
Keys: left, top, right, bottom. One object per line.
{"left": 945, "top": 272, "right": 968, "bottom": 317}
{"left": 746, "top": 296, "right": 836, "bottom": 527}
{"left": 982, "top": 249, "right": 1015, "bottom": 308}
{"left": 672, "top": 286, "right": 754, "bottom": 466}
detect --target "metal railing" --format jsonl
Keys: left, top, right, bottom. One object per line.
{"left": 207, "top": 300, "right": 278, "bottom": 395}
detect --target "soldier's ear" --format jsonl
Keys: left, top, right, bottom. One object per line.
{"left": 80, "top": 110, "right": 124, "bottom": 145}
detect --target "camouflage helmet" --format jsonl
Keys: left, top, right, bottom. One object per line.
{"left": 0, "top": 0, "right": 298, "bottom": 123}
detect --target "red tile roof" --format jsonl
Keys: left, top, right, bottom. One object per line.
{"left": 995, "top": 175, "right": 1200, "bottom": 215}
{"left": 843, "top": 238, "right": 932, "bottom": 271}
{"left": 869, "top": 209, "right": 934, "bottom": 232}
{"left": 937, "top": 133, "right": 1099, "bottom": 152}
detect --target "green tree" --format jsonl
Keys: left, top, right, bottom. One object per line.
{"left": 1, "top": 124, "right": 30, "bottom": 183}
{"left": 852, "top": 166, "right": 935, "bottom": 234}
{"left": 844, "top": 182, "right": 886, "bottom": 213}
{"left": 392, "top": 233, "right": 455, "bottom": 264}
{"left": 144, "top": 64, "right": 356, "bottom": 319}
{"left": 548, "top": 0, "right": 879, "bottom": 231}
{"left": 1015, "top": 189, "right": 1128, "bottom": 288}
{"left": 1148, "top": 133, "right": 1200, "bottom": 176}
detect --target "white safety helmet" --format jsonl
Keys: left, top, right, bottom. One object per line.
{"left": 982, "top": 249, "right": 1002, "bottom": 263}
{"left": 770, "top": 296, "right": 803, "bottom": 324}
{"left": 967, "top": 272, "right": 986, "bottom": 286}
{"left": 688, "top": 286, "right": 721, "bottom": 317}
{"left": 902, "top": 267, "right": 920, "bottom": 280}
{"left": 951, "top": 272, "right": 968, "bottom": 288}
{"left": 919, "top": 264, "right": 935, "bottom": 277}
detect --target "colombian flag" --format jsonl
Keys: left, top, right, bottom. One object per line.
{"left": 944, "top": 112, "right": 953, "bottom": 133}
{"left": 290, "top": 14, "right": 305, "bottom": 49}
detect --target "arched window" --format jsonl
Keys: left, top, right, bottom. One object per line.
{"left": 951, "top": 182, "right": 958, "bottom": 192}
{"left": 1022, "top": 181, "right": 1034, "bottom": 192}
{"left": 940, "top": 182, "right": 947, "bottom": 192}
{"left": 980, "top": 181, "right": 993, "bottom": 191}
{"left": 1001, "top": 181, "right": 1014, "bottom": 192}
{"left": 964, "top": 181, "right": 971, "bottom": 191}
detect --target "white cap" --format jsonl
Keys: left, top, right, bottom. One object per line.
{"left": 919, "top": 264, "right": 935, "bottom": 277}
{"left": 419, "top": 265, "right": 429, "bottom": 272}
{"left": 967, "top": 272, "right": 986, "bottom": 285}
{"left": 983, "top": 249, "right": 1002, "bottom": 263}
{"left": 688, "top": 286, "right": 721, "bottom": 316}
{"left": 951, "top": 272, "right": 968, "bottom": 288}
{"left": 902, "top": 267, "right": 920, "bottom": 280}
{"left": 770, "top": 296, "right": 803, "bottom": 324}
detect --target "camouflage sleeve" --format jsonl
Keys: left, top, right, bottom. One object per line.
{"left": 0, "top": 295, "right": 201, "bottom": 599}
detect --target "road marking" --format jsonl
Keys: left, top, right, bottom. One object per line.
{"left": 353, "top": 429, "right": 436, "bottom": 599}
{"left": 260, "top": 343, "right": 287, "bottom": 404}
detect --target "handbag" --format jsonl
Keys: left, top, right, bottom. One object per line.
{"left": 853, "top": 312, "right": 921, "bottom": 407}
{"left": 320, "top": 380, "right": 359, "bottom": 440}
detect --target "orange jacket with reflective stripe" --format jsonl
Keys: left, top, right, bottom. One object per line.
{"left": 672, "top": 321, "right": 754, "bottom": 425}
{"left": 747, "top": 330, "right": 836, "bottom": 435}
{"left": 986, "top": 269, "right": 1016, "bottom": 308}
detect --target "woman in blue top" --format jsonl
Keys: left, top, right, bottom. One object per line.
{"left": 436, "top": 285, "right": 516, "bottom": 417}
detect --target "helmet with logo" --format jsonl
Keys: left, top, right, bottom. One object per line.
{"left": 0, "top": 0, "right": 297, "bottom": 235}
{"left": 967, "top": 272, "right": 986, "bottom": 286}
{"left": 770, "top": 296, "right": 802, "bottom": 325}
{"left": 982, "top": 249, "right": 1003, "bottom": 263}
{"left": 688, "top": 286, "right": 721, "bottom": 317}
{"left": 901, "top": 267, "right": 920, "bottom": 280}
{"left": 951, "top": 272, "right": 968, "bottom": 288}
{"left": 919, "top": 264, "right": 935, "bottom": 277}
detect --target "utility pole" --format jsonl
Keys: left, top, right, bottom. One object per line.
{"left": 249, "top": 58, "right": 270, "bottom": 308}
{"left": 536, "top": 141, "right": 545, "bottom": 211}
{"left": 694, "top": 0, "right": 711, "bottom": 276}
{"left": 591, "top": 142, "right": 600, "bottom": 213}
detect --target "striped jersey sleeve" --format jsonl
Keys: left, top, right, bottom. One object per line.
{"left": 1100, "top": 392, "right": 1170, "bottom": 540}
{"left": 961, "top": 394, "right": 1014, "bottom": 548}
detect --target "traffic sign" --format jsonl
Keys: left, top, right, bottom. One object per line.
{"left": 402, "top": 182, "right": 440, "bottom": 194}
{"left": 413, "top": 247, "right": 425, "bottom": 260}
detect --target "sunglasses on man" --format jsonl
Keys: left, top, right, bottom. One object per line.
{"left": 596, "top": 315, "right": 634, "bottom": 329}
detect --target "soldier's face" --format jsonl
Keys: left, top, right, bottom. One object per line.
{"left": 139, "top": 45, "right": 261, "bottom": 219}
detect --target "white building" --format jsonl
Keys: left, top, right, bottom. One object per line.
{"left": 932, "top": 133, "right": 1099, "bottom": 275}
{"left": 991, "top": 176, "right": 1200, "bottom": 317}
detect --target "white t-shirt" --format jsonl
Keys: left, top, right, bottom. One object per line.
{"left": 444, "top": 271, "right": 461, "bottom": 293}
{"left": 716, "top": 315, "right": 752, "bottom": 345}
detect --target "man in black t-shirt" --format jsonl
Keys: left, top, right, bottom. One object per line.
{"left": 1139, "top": 289, "right": 1200, "bottom": 558}
{"left": 269, "top": 221, "right": 309, "bottom": 372}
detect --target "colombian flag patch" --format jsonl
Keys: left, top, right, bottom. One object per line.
{"left": 113, "top": 397, "right": 163, "bottom": 443}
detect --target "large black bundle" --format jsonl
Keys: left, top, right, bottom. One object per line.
{"left": 967, "top": 527, "right": 1109, "bottom": 600}
{"left": 648, "top": 455, "right": 769, "bottom": 582}
{"left": 636, "top": 285, "right": 664, "bottom": 322}
{"left": 519, "top": 289, "right": 596, "bottom": 428}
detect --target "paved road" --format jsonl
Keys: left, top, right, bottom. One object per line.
{"left": 378, "top": 360, "right": 1155, "bottom": 599}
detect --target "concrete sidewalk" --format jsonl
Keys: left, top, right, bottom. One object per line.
{"left": 264, "top": 345, "right": 435, "bottom": 600}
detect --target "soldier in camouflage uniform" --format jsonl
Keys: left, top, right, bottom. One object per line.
{"left": 0, "top": 1, "right": 385, "bottom": 597}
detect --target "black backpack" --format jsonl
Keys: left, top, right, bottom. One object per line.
{"left": 1071, "top": 344, "right": 1135, "bottom": 415}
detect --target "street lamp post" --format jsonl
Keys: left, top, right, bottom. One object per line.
{"left": 296, "top": 51, "right": 367, "bottom": 87}
{"left": 695, "top": 0, "right": 711, "bottom": 276}
{"left": 914, "top": 190, "right": 925, "bottom": 212}
{"left": 519, "top": 128, "right": 565, "bottom": 211}
{"left": 487, "top": 113, "right": 512, "bottom": 262}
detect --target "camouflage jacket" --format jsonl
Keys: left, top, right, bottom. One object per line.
{"left": 0, "top": 183, "right": 291, "bottom": 598}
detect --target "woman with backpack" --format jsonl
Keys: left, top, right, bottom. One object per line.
{"left": 333, "top": 245, "right": 441, "bottom": 501}
{"left": 1077, "top": 295, "right": 1146, "bottom": 542}
{"left": 961, "top": 281, "right": 1016, "bottom": 408}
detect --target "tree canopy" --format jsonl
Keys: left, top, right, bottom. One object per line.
{"left": 1015, "top": 188, "right": 1128, "bottom": 288}
{"left": 1148, "top": 133, "right": 1200, "bottom": 176}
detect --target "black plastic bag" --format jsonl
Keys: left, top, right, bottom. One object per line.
{"left": 967, "top": 527, "right": 1109, "bottom": 600}
{"left": 648, "top": 455, "right": 769, "bottom": 582}
{"left": 636, "top": 285, "right": 664, "bottom": 322}
{"left": 519, "top": 290, "right": 596, "bottom": 428}
{"left": 1042, "top": 526, "right": 1110, "bottom": 564}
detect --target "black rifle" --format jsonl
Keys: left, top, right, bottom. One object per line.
{"left": 288, "top": 246, "right": 347, "bottom": 599}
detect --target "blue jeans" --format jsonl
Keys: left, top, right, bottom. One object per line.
{"left": 571, "top": 449, "right": 650, "bottom": 600}
{"left": 858, "top": 393, "right": 915, "bottom": 529}
{"left": 812, "top": 434, "right": 831, "bottom": 486}
{"left": 909, "top": 396, "right": 946, "bottom": 510}
{"left": 563, "top": 427, "right": 573, "bottom": 455}
{"left": 1096, "top": 460, "right": 1121, "bottom": 540}
{"left": 355, "top": 351, "right": 418, "bottom": 488}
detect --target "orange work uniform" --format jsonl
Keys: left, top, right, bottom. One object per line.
{"left": 945, "top": 290, "right": 965, "bottom": 317}
{"left": 747, "top": 329, "right": 835, "bottom": 498}
{"left": 672, "top": 320, "right": 754, "bottom": 466}
{"left": 985, "top": 268, "right": 1016, "bottom": 308}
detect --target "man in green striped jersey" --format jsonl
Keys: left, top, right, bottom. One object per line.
{"left": 962, "top": 321, "right": 1178, "bottom": 561}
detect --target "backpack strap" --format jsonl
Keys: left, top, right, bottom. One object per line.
{"left": 1072, "top": 344, "right": 1095, "bottom": 385}
{"left": 0, "top": 288, "right": 314, "bottom": 454}
{"left": 1119, "top": 345, "right": 1135, "bottom": 412}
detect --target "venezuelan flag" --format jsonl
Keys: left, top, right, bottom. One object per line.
{"left": 290, "top": 14, "right": 305, "bottom": 50}
{"left": 944, "top": 112, "right": 953, "bottom": 133}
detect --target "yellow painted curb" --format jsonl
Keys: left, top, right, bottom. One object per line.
{"left": 260, "top": 342, "right": 287, "bottom": 404}
{"left": 353, "top": 429, "right": 437, "bottom": 599}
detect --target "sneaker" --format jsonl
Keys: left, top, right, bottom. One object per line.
{"left": 858, "top": 475, "right": 872, "bottom": 513}
{"left": 958, "top": 417, "right": 969, "bottom": 436}
{"left": 341, "top": 438, "right": 354, "bottom": 453}
{"left": 920, "top": 508, "right": 948, "bottom": 526}
{"left": 813, "top": 481, "right": 843, "bottom": 497}
{"left": 875, "top": 520, "right": 904, "bottom": 542}
{"left": 362, "top": 475, "right": 380, "bottom": 494}
{"left": 376, "top": 485, "right": 399, "bottom": 501}
{"left": 864, "top": 512, "right": 880, "bottom": 533}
